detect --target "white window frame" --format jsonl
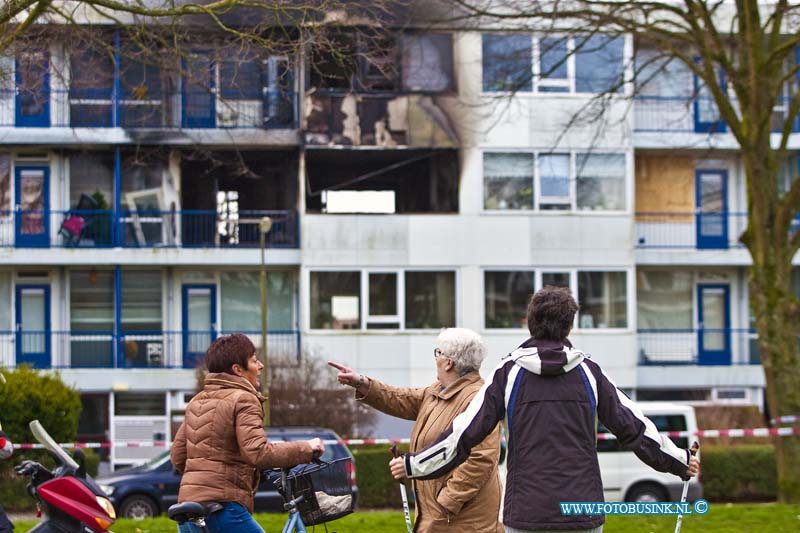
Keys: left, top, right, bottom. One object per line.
{"left": 482, "top": 150, "right": 629, "bottom": 214}
{"left": 363, "top": 270, "right": 404, "bottom": 330}
{"left": 536, "top": 152, "right": 573, "bottom": 210}
{"left": 305, "top": 267, "right": 458, "bottom": 333}
{"left": 482, "top": 268, "right": 630, "bottom": 332}
{"left": 533, "top": 36, "right": 574, "bottom": 93}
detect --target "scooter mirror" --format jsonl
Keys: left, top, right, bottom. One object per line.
{"left": 73, "top": 448, "right": 87, "bottom": 478}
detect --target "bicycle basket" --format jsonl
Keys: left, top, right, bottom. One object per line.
{"left": 276, "top": 457, "right": 355, "bottom": 526}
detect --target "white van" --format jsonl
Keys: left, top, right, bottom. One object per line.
{"left": 597, "top": 402, "right": 703, "bottom": 502}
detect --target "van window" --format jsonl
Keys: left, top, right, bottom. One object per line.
{"left": 596, "top": 414, "right": 689, "bottom": 452}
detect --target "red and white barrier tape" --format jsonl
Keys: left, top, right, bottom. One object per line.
{"left": 11, "top": 426, "right": 800, "bottom": 450}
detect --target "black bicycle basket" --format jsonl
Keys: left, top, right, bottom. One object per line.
{"left": 276, "top": 457, "right": 355, "bottom": 526}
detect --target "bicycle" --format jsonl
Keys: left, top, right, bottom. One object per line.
{"left": 168, "top": 457, "right": 354, "bottom": 533}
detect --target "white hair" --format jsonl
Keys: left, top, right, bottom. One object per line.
{"left": 436, "top": 328, "right": 488, "bottom": 375}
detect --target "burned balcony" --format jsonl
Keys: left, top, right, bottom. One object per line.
{"left": 180, "top": 150, "right": 299, "bottom": 247}
{"left": 305, "top": 149, "right": 459, "bottom": 214}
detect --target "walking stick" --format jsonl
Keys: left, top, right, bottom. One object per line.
{"left": 391, "top": 445, "right": 414, "bottom": 533}
{"left": 674, "top": 441, "right": 700, "bottom": 533}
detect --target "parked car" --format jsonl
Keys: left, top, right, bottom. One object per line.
{"left": 597, "top": 402, "right": 703, "bottom": 503}
{"left": 95, "top": 427, "right": 357, "bottom": 519}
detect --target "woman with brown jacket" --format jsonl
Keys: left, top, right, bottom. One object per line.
{"left": 329, "top": 328, "right": 502, "bottom": 533}
{"left": 172, "top": 334, "right": 324, "bottom": 533}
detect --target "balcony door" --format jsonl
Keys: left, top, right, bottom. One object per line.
{"left": 15, "top": 284, "right": 51, "bottom": 368}
{"left": 697, "top": 284, "right": 731, "bottom": 365}
{"left": 695, "top": 170, "right": 728, "bottom": 249}
{"left": 15, "top": 166, "right": 50, "bottom": 248}
{"left": 182, "top": 54, "right": 216, "bottom": 128}
{"left": 15, "top": 51, "right": 50, "bottom": 127}
{"left": 182, "top": 284, "right": 216, "bottom": 368}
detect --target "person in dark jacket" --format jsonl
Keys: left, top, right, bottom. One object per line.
{"left": 390, "top": 286, "right": 700, "bottom": 533}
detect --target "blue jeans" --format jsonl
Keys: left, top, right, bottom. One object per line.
{"left": 177, "top": 502, "right": 264, "bottom": 533}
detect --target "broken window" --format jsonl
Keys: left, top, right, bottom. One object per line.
{"left": 401, "top": 34, "right": 454, "bottom": 92}
{"left": 180, "top": 150, "right": 299, "bottom": 246}
{"left": 305, "top": 149, "right": 459, "bottom": 214}
{"left": 309, "top": 30, "right": 453, "bottom": 94}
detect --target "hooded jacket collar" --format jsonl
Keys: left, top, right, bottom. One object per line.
{"left": 434, "top": 371, "right": 482, "bottom": 400}
{"left": 506, "top": 338, "right": 585, "bottom": 376}
{"left": 203, "top": 372, "right": 267, "bottom": 402}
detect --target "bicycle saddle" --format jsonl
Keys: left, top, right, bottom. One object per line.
{"left": 168, "top": 502, "right": 208, "bottom": 524}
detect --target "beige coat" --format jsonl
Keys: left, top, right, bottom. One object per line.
{"left": 360, "top": 372, "right": 502, "bottom": 533}
{"left": 171, "top": 372, "right": 313, "bottom": 513}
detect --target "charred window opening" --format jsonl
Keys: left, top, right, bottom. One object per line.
{"left": 180, "top": 150, "right": 298, "bottom": 246}
{"left": 305, "top": 149, "right": 458, "bottom": 214}
{"left": 308, "top": 30, "right": 453, "bottom": 94}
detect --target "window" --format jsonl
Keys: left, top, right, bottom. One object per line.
{"left": 310, "top": 270, "right": 455, "bottom": 330}
{"left": 635, "top": 50, "right": 692, "bottom": 98}
{"left": 575, "top": 35, "right": 625, "bottom": 94}
{"left": 539, "top": 154, "right": 570, "bottom": 210}
{"left": 485, "top": 271, "right": 534, "bottom": 328}
{"left": 538, "top": 37, "right": 569, "bottom": 92}
{"left": 482, "top": 34, "right": 533, "bottom": 92}
{"left": 221, "top": 271, "right": 295, "bottom": 332}
{"left": 219, "top": 57, "right": 262, "bottom": 100}
{"left": 484, "top": 152, "right": 627, "bottom": 211}
{"left": 576, "top": 154, "right": 626, "bottom": 210}
{"left": 402, "top": 34, "right": 454, "bottom": 92}
{"left": 310, "top": 272, "right": 361, "bottom": 330}
{"left": 482, "top": 33, "right": 624, "bottom": 94}
{"left": 119, "top": 46, "right": 165, "bottom": 127}
{"left": 637, "top": 270, "right": 692, "bottom": 329}
{"left": 0, "top": 154, "right": 9, "bottom": 213}
{"left": 483, "top": 152, "right": 534, "bottom": 210}
{"left": 367, "top": 272, "right": 400, "bottom": 329}
{"left": 70, "top": 271, "right": 114, "bottom": 332}
{"left": 542, "top": 271, "right": 570, "bottom": 288}
{"left": 70, "top": 270, "right": 114, "bottom": 368}
{"left": 114, "top": 392, "right": 165, "bottom": 416}
{"left": 121, "top": 271, "right": 162, "bottom": 332}
{"left": 405, "top": 271, "right": 455, "bottom": 329}
{"left": 578, "top": 271, "right": 627, "bottom": 328}
{"left": 69, "top": 46, "right": 114, "bottom": 127}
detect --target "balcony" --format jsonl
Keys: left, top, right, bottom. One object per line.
{"left": 0, "top": 88, "right": 296, "bottom": 130}
{"left": 638, "top": 328, "right": 761, "bottom": 366}
{"left": 0, "top": 209, "right": 299, "bottom": 249}
{"left": 634, "top": 96, "right": 800, "bottom": 135}
{"left": 0, "top": 330, "right": 300, "bottom": 370}
{"left": 635, "top": 211, "right": 748, "bottom": 249}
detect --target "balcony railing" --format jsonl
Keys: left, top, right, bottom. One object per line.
{"left": 635, "top": 211, "right": 748, "bottom": 249}
{"left": 0, "top": 88, "right": 296, "bottom": 129}
{"left": 636, "top": 211, "right": 800, "bottom": 249}
{"left": 0, "top": 330, "right": 301, "bottom": 369}
{"left": 638, "top": 328, "right": 761, "bottom": 366}
{"left": 0, "top": 209, "right": 299, "bottom": 249}
{"left": 634, "top": 96, "right": 800, "bottom": 134}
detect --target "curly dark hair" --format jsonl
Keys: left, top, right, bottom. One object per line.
{"left": 527, "top": 286, "right": 579, "bottom": 341}
{"left": 204, "top": 333, "right": 255, "bottom": 374}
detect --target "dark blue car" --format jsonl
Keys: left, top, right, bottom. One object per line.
{"left": 96, "top": 427, "right": 357, "bottom": 519}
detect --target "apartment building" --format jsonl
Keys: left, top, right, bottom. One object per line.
{"left": 1, "top": 16, "right": 797, "bottom": 468}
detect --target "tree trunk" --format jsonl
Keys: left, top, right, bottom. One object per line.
{"left": 744, "top": 159, "right": 800, "bottom": 503}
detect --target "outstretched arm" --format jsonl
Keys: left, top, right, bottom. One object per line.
{"left": 329, "top": 360, "right": 426, "bottom": 420}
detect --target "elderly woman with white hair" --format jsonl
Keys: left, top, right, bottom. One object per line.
{"left": 329, "top": 328, "right": 502, "bottom": 533}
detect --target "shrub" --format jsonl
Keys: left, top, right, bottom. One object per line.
{"left": 0, "top": 366, "right": 82, "bottom": 511}
{"left": 351, "top": 444, "right": 409, "bottom": 509}
{"left": 701, "top": 444, "right": 776, "bottom": 502}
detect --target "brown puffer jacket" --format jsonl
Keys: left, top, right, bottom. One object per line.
{"left": 359, "top": 373, "right": 502, "bottom": 533}
{"left": 171, "top": 372, "right": 313, "bottom": 513}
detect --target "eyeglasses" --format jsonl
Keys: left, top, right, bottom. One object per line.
{"left": 433, "top": 348, "right": 446, "bottom": 359}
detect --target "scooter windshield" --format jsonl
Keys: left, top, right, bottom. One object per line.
{"left": 29, "top": 420, "right": 79, "bottom": 470}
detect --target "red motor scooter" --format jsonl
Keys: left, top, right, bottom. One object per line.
{"left": 14, "top": 420, "right": 116, "bottom": 532}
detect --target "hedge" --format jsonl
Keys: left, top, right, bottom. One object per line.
{"left": 350, "top": 443, "right": 778, "bottom": 507}
{"left": 0, "top": 366, "right": 84, "bottom": 511}
{"left": 701, "top": 444, "right": 776, "bottom": 502}
{"left": 351, "top": 444, "right": 409, "bottom": 509}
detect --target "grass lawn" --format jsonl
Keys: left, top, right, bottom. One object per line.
{"left": 13, "top": 503, "right": 800, "bottom": 532}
